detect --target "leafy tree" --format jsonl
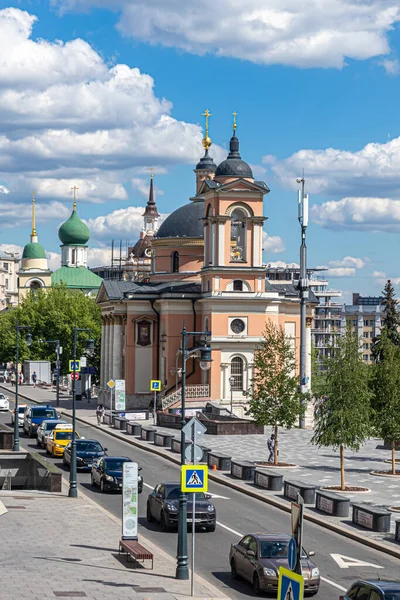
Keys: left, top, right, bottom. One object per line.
{"left": 0, "top": 285, "right": 101, "bottom": 379}
{"left": 372, "top": 280, "right": 400, "bottom": 359}
{"left": 246, "top": 320, "right": 304, "bottom": 465}
{"left": 371, "top": 331, "right": 400, "bottom": 475}
{"left": 312, "top": 328, "right": 372, "bottom": 490}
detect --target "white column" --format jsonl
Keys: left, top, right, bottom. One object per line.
{"left": 104, "top": 321, "right": 110, "bottom": 384}
{"left": 253, "top": 223, "right": 262, "bottom": 267}
{"left": 113, "top": 319, "right": 123, "bottom": 380}
{"left": 204, "top": 224, "right": 209, "bottom": 266}
{"left": 100, "top": 320, "right": 106, "bottom": 388}
{"left": 306, "top": 322, "right": 312, "bottom": 391}
{"left": 218, "top": 222, "right": 225, "bottom": 266}
{"left": 211, "top": 222, "right": 216, "bottom": 266}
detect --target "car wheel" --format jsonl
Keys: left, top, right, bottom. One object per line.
{"left": 253, "top": 573, "right": 261, "bottom": 595}
{"left": 91, "top": 474, "right": 96, "bottom": 487}
{"left": 62, "top": 455, "right": 67, "bottom": 465}
{"left": 230, "top": 559, "right": 238, "bottom": 580}
{"left": 146, "top": 503, "right": 155, "bottom": 522}
{"left": 160, "top": 511, "right": 169, "bottom": 531}
{"left": 206, "top": 523, "right": 216, "bottom": 532}
{"left": 100, "top": 478, "right": 106, "bottom": 493}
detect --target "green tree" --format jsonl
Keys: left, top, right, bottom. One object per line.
{"left": 372, "top": 280, "right": 400, "bottom": 359}
{"left": 312, "top": 328, "right": 372, "bottom": 490}
{"left": 246, "top": 320, "right": 304, "bottom": 465}
{"left": 371, "top": 331, "right": 400, "bottom": 475}
{"left": 0, "top": 285, "right": 101, "bottom": 379}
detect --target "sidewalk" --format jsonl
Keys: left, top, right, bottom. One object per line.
{"left": 4, "top": 382, "right": 400, "bottom": 551}
{"left": 0, "top": 486, "right": 227, "bottom": 600}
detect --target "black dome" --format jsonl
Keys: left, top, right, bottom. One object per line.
{"left": 156, "top": 201, "right": 204, "bottom": 239}
{"left": 215, "top": 133, "right": 253, "bottom": 179}
{"left": 196, "top": 149, "right": 217, "bottom": 171}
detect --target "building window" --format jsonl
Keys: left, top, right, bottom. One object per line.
{"left": 71, "top": 248, "right": 76, "bottom": 265}
{"left": 3, "top": 263, "right": 8, "bottom": 272}
{"left": 230, "top": 208, "right": 247, "bottom": 262}
{"left": 363, "top": 354, "right": 369, "bottom": 361}
{"left": 171, "top": 251, "right": 179, "bottom": 273}
{"left": 5, "top": 279, "right": 8, "bottom": 290}
{"left": 137, "top": 320, "right": 151, "bottom": 346}
{"left": 230, "top": 357, "right": 244, "bottom": 391}
{"left": 29, "top": 281, "right": 41, "bottom": 291}
{"left": 233, "top": 280, "right": 243, "bottom": 291}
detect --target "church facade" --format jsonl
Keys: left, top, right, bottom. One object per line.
{"left": 96, "top": 121, "right": 315, "bottom": 416}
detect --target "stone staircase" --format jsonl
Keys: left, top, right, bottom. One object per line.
{"left": 162, "top": 384, "right": 210, "bottom": 410}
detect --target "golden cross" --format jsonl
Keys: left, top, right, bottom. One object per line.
{"left": 31, "top": 190, "right": 36, "bottom": 236}
{"left": 233, "top": 110, "right": 237, "bottom": 132}
{"left": 148, "top": 167, "right": 155, "bottom": 179}
{"left": 202, "top": 108, "right": 212, "bottom": 138}
{"left": 71, "top": 185, "right": 79, "bottom": 208}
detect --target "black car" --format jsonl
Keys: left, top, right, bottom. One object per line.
{"left": 341, "top": 581, "right": 400, "bottom": 600}
{"left": 146, "top": 482, "right": 216, "bottom": 532}
{"left": 63, "top": 439, "right": 108, "bottom": 469}
{"left": 91, "top": 456, "right": 143, "bottom": 493}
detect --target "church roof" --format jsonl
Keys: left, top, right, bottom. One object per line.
{"left": 215, "top": 132, "right": 253, "bottom": 179}
{"left": 155, "top": 200, "right": 204, "bottom": 239}
{"left": 51, "top": 266, "right": 102, "bottom": 289}
{"left": 98, "top": 279, "right": 201, "bottom": 301}
{"left": 142, "top": 175, "right": 160, "bottom": 218}
{"left": 22, "top": 241, "right": 47, "bottom": 260}
{"left": 59, "top": 206, "right": 90, "bottom": 245}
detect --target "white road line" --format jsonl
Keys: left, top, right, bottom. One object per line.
{"left": 143, "top": 482, "right": 153, "bottom": 490}
{"left": 217, "top": 522, "right": 243, "bottom": 537}
{"left": 321, "top": 576, "right": 346, "bottom": 592}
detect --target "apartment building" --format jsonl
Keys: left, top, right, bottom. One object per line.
{"left": 0, "top": 251, "right": 19, "bottom": 309}
{"left": 343, "top": 293, "right": 383, "bottom": 363}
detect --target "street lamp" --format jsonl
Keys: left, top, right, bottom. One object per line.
{"left": 69, "top": 326, "right": 94, "bottom": 498}
{"left": 297, "top": 176, "right": 309, "bottom": 429}
{"left": 40, "top": 339, "right": 62, "bottom": 407}
{"left": 229, "top": 375, "right": 235, "bottom": 415}
{"left": 13, "top": 324, "right": 32, "bottom": 452}
{"left": 176, "top": 326, "right": 212, "bottom": 580}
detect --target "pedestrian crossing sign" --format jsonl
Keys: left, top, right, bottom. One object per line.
{"left": 181, "top": 465, "right": 208, "bottom": 492}
{"left": 277, "top": 567, "right": 304, "bottom": 600}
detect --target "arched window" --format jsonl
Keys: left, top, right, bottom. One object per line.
{"left": 29, "top": 281, "right": 41, "bottom": 291}
{"left": 230, "top": 356, "right": 244, "bottom": 391}
{"left": 71, "top": 248, "right": 76, "bottom": 265}
{"left": 230, "top": 208, "right": 247, "bottom": 262}
{"left": 233, "top": 280, "right": 243, "bottom": 291}
{"left": 171, "top": 251, "right": 180, "bottom": 273}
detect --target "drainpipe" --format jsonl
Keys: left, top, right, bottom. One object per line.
{"left": 150, "top": 299, "right": 160, "bottom": 380}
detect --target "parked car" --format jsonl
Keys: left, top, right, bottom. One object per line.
{"left": 340, "top": 580, "right": 400, "bottom": 600}
{"left": 37, "top": 419, "right": 67, "bottom": 449}
{"left": 23, "top": 404, "right": 59, "bottom": 437}
{"left": 46, "top": 424, "right": 80, "bottom": 457}
{"left": 0, "top": 369, "right": 6, "bottom": 383}
{"left": 0, "top": 393, "right": 9, "bottom": 411}
{"left": 91, "top": 457, "right": 143, "bottom": 493}
{"left": 11, "top": 404, "right": 27, "bottom": 426}
{"left": 146, "top": 482, "right": 216, "bottom": 532}
{"left": 63, "top": 439, "right": 107, "bottom": 469}
{"left": 229, "top": 533, "right": 320, "bottom": 595}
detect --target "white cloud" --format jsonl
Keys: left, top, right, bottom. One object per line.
{"left": 0, "top": 243, "right": 22, "bottom": 257}
{"left": 316, "top": 255, "right": 366, "bottom": 277}
{"left": 55, "top": 0, "right": 400, "bottom": 69}
{"left": 311, "top": 197, "right": 400, "bottom": 231}
{"left": 265, "top": 260, "right": 299, "bottom": 268}
{"left": 382, "top": 58, "right": 400, "bottom": 75}
{"left": 87, "top": 247, "right": 113, "bottom": 267}
{"left": 0, "top": 201, "right": 69, "bottom": 228}
{"left": 46, "top": 252, "right": 61, "bottom": 271}
{"left": 318, "top": 267, "right": 356, "bottom": 277}
{"left": 87, "top": 206, "right": 168, "bottom": 242}
{"left": 132, "top": 177, "right": 163, "bottom": 199}
{"left": 262, "top": 231, "right": 285, "bottom": 254}
{"left": 372, "top": 270, "right": 386, "bottom": 278}
{"left": 328, "top": 256, "right": 366, "bottom": 269}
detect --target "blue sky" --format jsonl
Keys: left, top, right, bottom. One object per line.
{"left": 1, "top": 1, "right": 400, "bottom": 301}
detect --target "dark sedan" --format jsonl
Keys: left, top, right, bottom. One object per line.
{"left": 340, "top": 580, "right": 400, "bottom": 600}
{"left": 229, "top": 533, "right": 320, "bottom": 595}
{"left": 63, "top": 439, "right": 107, "bottom": 469}
{"left": 91, "top": 456, "right": 143, "bottom": 493}
{"left": 146, "top": 482, "right": 216, "bottom": 532}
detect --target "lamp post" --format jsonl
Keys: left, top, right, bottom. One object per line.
{"left": 297, "top": 176, "right": 309, "bottom": 429}
{"left": 13, "top": 324, "right": 32, "bottom": 452}
{"left": 176, "top": 325, "right": 212, "bottom": 580}
{"left": 229, "top": 375, "right": 235, "bottom": 415}
{"left": 40, "top": 339, "right": 61, "bottom": 407}
{"left": 69, "top": 326, "right": 94, "bottom": 498}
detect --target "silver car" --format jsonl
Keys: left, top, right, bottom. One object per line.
{"left": 37, "top": 419, "right": 67, "bottom": 449}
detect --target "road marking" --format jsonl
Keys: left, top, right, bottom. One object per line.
{"left": 321, "top": 576, "right": 346, "bottom": 592}
{"left": 209, "top": 493, "right": 230, "bottom": 500}
{"left": 143, "top": 482, "right": 153, "bottom": 490}
{"left": 216, "top": 522, "right": 242, "bottom": 537}
{"left": 331, "top": 554, "right": 384, "bottom": 569}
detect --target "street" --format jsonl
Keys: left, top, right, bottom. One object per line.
{"left": 1, "top": 403, "right": 399, "bottom": 600}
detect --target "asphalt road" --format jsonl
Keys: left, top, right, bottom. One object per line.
{"left": 1, "top": 403, "right": 399, "bottom": 600}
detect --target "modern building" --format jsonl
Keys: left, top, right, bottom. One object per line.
{"left": 0, "top": 251, "right": 19, "bottom": 308}
{"left": 97, "top": 118, "right": 316, "bottom": 420}
{"left": 342, "top": 293, "right": 383, "bottom": 363}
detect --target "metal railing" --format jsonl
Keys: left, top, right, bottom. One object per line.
{"left": 162, "top": 384, "right": 210, "bottom": 410}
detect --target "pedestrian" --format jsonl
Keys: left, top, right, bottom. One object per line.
{"left": 32, "top": 371, "right": 37, "bottom": 388}
{"left": 96, "top": 403, "right": 105, "bottom": 426}
{"left": 267, "top": 433, "right": 275, "bottom": 463}
{"left": 10, "top": 372, "right": 15, "bottom": 387}
{"left": 19, "top": 372, "right": 24, "bottom": 386}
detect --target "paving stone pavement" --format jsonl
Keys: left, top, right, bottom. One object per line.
{"left": 0, "top": 490, "right": 226, "bottom": 600}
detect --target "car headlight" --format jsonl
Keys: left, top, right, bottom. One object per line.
{"left": 105, "top": 475, "right": 114, "bottom": 482}
{"left": 55, "top": 444, "right": 64, "bottom": 448}
{"left": 263, "top": 568, "right": 276, "bottom": 577}
{"left": 207, "top": 504, "right": 215, "bottom": 512}
{"left": 311, "top": 568, "right": 320, "bottom": 578}
{"left": 166, "top": 503, "right": 178, "bottom": 512}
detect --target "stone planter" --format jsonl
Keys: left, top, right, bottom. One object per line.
{"left": 154, "top": 432, "right": 174, "bottom": 448}
{"left": 315, "top": 490, "right": 350, "bottom": 517}
{"left": 207, "top": 452, "right": 231, "bottom": 471}
{"left": 103, "top": 412, "right": 112, "bottom": 426}
{"left": 231, "top": 460, "right": 255, "bottom": 480}
{"left": 352, "top": 504, "right": 391, "bottom": 532}
{"left": 126, "top": 422, "right": 142, "bottom": 436}
{"left": 141, "top": 427, "right": 156, "bottom": 442}
{"left": 395, "top": 520, "right": 400, "bottom": 543}
{"left": 284, "top": 479, "right": 317, "bottom": 504}
{"left": 254, "top": 468, "right": 283, "bottom": 491}
{"left": 171, "top": 438, "right": 192, "bottom": 454}
{"left": 114, "top": 417, "right": 128, "bottom": 431}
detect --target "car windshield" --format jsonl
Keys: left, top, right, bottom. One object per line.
{"left": 259, "top": 541, "right": 307, "bottom": 559}
{"left": 165, "top": 487, "right": 206, "bottom": 500}
{"left": 77, "top": 441, "right": 103, "bottom": 452}
{"left": 18, "top": 407, "right": 25, "bottom": 413}
{"left": 55, "top": 431, "right": 73, "bottom": 440}
{"left": 385, "top": 595, "right": 400, "bottom": 600}
{"left": 32, "top": 408, "right": 56, "bottom": 418}
{"left": 0, "top": 394, "right": 6, "bottom": 399}
{"left": 104, "top": 459, "right": 127, "bottom": 470}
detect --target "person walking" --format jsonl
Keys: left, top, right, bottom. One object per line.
{"left": 19, "top": 372, "right": 24, "bottom": 386}
{"left": 10, "top": 372, "right": 16, "bottom": 387}
{"left": 96, "top": 404, "right": 105, "bottom": 426}
{"left": 32, "top": 371, "right": 37, "bottom": 388}
{"left": 267, "top": 433, "right": 275, "bottom": 463}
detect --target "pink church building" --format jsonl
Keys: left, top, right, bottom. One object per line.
{"left": 97, "top": 124, "right": 315, "bottom": 417}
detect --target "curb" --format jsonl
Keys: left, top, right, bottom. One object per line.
{"left": 5, "top": 384, "right": 400, "bottom": 561}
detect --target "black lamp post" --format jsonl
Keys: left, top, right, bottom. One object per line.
{"left": 69, "top": 326, "right": 94, "bottom": 498}
{"left": 176, "top": 325, "right": 212, "bottom": 580}
{"left": 40, "top": 339, "right": 61, "bottom": 407}
{"left": 13, "top": 324, "right": 32, "bottom": 452}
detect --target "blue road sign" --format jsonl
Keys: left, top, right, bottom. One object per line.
{"left": 150, "top": 379, "right": 161, "bottom": 391}
{"left": 181, "top": 465, "right": 208, "bottom": 492}
{"left": 288, "top": 537, "right": 297, "bottom": 571}
{"left": 278, "top": 567, "right": 304, "bottom": 600}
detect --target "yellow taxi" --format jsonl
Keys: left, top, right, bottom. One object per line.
{"left": 46, "top": 424, "right": 80, "bottom": 457}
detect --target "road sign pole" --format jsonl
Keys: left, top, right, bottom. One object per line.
{"left": 293, "top": 495, "right": 304, "bottom": 575}
{"left": 153, "top": 390, "right": 157, "bottom": 425}
{"left": 176, "top": 326, "right": 189, "bottom": 580}
{"left": 191, "top": 421, "right": 196, "bottom": 597}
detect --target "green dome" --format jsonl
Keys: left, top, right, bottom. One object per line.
{"left": 59, "top": 208, "right": 90, "bottom": 245}
{"left": 22, "top": 241, "right": 47, "bottom": 260}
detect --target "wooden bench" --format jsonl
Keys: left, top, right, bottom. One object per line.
{"left": 119, "top": 539, "right": 154, "bottom": 569}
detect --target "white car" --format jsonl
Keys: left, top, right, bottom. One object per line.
{"left": 11, "top": 404, "right": 26, "bottom": 425}
{"left": 0, "top": 393, "right": 9, "bottom": 411}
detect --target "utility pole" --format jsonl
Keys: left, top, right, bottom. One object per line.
{"left": 297, "top": 176, "right": 309, "bottom": 429}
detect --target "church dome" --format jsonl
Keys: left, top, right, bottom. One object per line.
{"left": 215, "top": 133, "right": 253, "bottom": 179}
{"left": 156, "top": 201, "right": 204, "bottom": 239}
{"left": 22, "top": 241, "right": 47, "bottom": 260}
{"left": 59, "top": 206, "right": 90, "bottom": 245}
{"left": 195, "top": 149, "right": 217, "bottom": 172}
